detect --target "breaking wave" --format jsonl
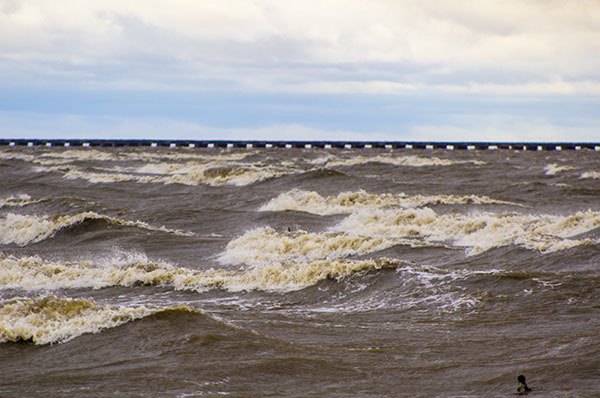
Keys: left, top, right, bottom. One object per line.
{"left": 334, "top": 208, "right": 600, "bottom": 255}
{"left": 0, "top": 212, "right": 194, "bottom": 246}
{"left": 313, "top": 265, "right": 486, "bottom": 314}
{"left": 118, "top": 150, "right": 251, "bottom": 162}
{"left": 0, "top": 253, "right": 404, "bottom": 293}
{"left": 0, "top": 152, "right": 35, "bottom": 162}
{"left": 217, "top": 226, "right": 429, "bottom": 266}
{"left": 133, "top": 162, "right": 294, "bottom": 186}
{"left": 37, "top": 149, "right": 250, "bottom": 163}
{"left": 0, "top": 194, "right": 43, "bottom": 209}
{"left": 0, "top": 295, "right": 196, "bottom": 345}
{"left": 544, "top": 163, "right": 575, "bottom": 176}
{"left": 312, "top": 154, "right": 485, "bottom": 168}
{"left": 259, "top": 189, "right": 519, "bottom": 215}
{"left": 40, "top": 149, "right": 118, "bottom": 162}
{"left": 43, "top": 163, "right": 294, "bottom": 187}
{"left": 580, "top": 171, "right": 600, "bottom": 179}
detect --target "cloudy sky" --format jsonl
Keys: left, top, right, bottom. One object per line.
{"left": 1, "top": 0, "right": 599, "bottom": 141}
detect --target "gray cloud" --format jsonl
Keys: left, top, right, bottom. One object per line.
{"left": 1, "top": 1, "right": 599, "bottom": 95}
{"left": 0, "top": 0, "right": 22, "bottom": 15}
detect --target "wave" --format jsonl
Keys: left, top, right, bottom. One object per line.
{"left": 0, "top": 295, "right": 196, "bottom": 345}
{"left": 580, "top": 171, "right": 600, "bottom": 179}
{"left": 0, "top": 253, "right": 405, "bottom": 293}
{"left": 213, "top": 257, "right": 403, "bottom": 292}
{"left": 0, "top": 212, "right": 194, "bottom": 246}
{"left": 40, "top": 149, "right": 250, "bottom": 163}
{"left": 0, "top": 253, "right": 189, "bottom": 291}
{"left": 0, "top": 151, "right": 109, "bottom": 165}
{"left": 305, "top": 266, "right": 598, "bottom": 314}
{"left": 334, "top": 208, "right": 600, "bottom": 255}
{"left": 311, "top": 154, "right": 486, "bottom": 168}
{"left": 311, "top": 264, "right": 485, "bottom": 314}
{"left": 119, "top": 150, "right": 251, "bottom": 162}
{"left": 0, "top": 152, "right": 35, "bottom": 162}
{"left": 42, "top": 162, "right": 294, "bottom": 187}
{"left": 217, "top": 226, "right": 429, "bottom": 267}
{"left": 135, "top": 162, "right": 294, "bottom": 186}
{"left": 2, "top": 149, "right": 252, "bottom": 171}
{"left": 40, "top": 149, "right": 118, "bottom": 162}
{"left": 544, "top": 163, "right": 575, "bottom": 176}
{"left": 0, "top": 194, "right": 43, "bottom": 209}
{"left": 61, "top": 169, "right": 147, "bottom": 184}
{"left": 259, "top": 189, "right": 520, "bottom": 215}
{"left": 0, "top": 254, "right": 594, "bottom": 320}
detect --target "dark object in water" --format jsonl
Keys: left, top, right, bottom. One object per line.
{"left": 517, "top": 374, "right": 532, "bottom": 395}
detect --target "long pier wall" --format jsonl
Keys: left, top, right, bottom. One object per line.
{"left": 1, "top": 139, "right": 599, "bottom": 151}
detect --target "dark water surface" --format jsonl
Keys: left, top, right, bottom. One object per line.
{"left": 0, "top": 147, "right": 599, "bottom": 397}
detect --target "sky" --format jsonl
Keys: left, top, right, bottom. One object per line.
{"left": 1, "top": 0, "right": 599, "bottom": 142}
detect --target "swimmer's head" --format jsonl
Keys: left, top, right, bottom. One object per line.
{"left": 517, "top": 375, "right": 527, "bottom": 384}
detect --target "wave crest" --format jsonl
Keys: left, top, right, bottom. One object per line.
{"left": 259, "top": 189, "right": 519, "bottom": 215}
{"left": 0, "top": 253, "right": 404, "bottom": 293}
{"left": 0, "top": 212, "right": 193, "bottom": 246}
{"left": 217, "top": 226, "right": 415, "bottom": 266}
{"left": 0, "top": 295, "right": 196, "bottom": 345}
{"left": 48, "top": 162, "right": 292, "bottom": 186}
{"left": 334, "top": 208, "right": 600, "bottom": 255}
{"left": 0, "top": 194, "right": 42, "bottom": 209}
{"left": 580, "top": 171, "right": 600, "bottom": 179}
{"left": 544, "top": 163, "right": 575, "bottom": 176}
{"left": 313, "top": 154, "right": 485, "bottom": 168}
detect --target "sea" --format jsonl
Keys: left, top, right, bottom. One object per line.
{"left": 0, "top": 145, "right": 599, "bottom": 397}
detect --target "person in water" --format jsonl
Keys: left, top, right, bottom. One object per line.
{"left": 517, "top": 374, "right": 532, "bottom": 395}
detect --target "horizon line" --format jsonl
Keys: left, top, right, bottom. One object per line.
{"left": 2, "top": 139, "right": 599, "bottom": 151}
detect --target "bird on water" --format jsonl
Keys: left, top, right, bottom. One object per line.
{"left": 517, "top": 374, "right": 532, "bottom": 395}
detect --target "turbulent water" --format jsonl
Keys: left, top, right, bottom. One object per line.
{"left": 0, "top": 146, "right": 599, "bottom": 397}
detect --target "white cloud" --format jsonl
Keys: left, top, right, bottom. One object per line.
{"left": 1, "top": 0, "right": 600, "bottom": 95}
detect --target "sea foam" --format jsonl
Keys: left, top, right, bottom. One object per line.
{"left": 0, "top": 253, "right": 404, "bottom": 293}
{"left": 217, "top": 226, "right": 425, "bottom": 266}
{"left": 259, "top": 189, "right": 519, "bottom": 215}
{"left": 0, "top": 194, "right": 42, "bottom": 209}
{"left": 44, "top": 163, "right": 293, "bottom": 187}
{"left": 0, "top": 212, "right": 193, "bottom": 246}
{"left": 312, "top": 154, "right": 486, "bottom": 167}
{"left": 544, "top": 163, "right": 575, "bottom": 176}
{"left": 581, "top": 171, "right": 600, "bottom": 179}
{"left": 334, "top": 208, "right": 600, "bottom": 255}
{"left": 0, "top": 295, "right": 196, "bottom": 345}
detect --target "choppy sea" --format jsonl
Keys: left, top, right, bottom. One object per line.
{"left": 0, "top": 146, "right": 599, "bottom": 397}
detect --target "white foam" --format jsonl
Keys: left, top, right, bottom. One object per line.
{"left": 40, "top": 149, "right": 118, "bottom": 161}
{"left": 45, "top": 161, "right": 295, "bottom": 187}
{"left": 307, "top": 265, "right": 484, "bottom": 314}
{"left": 544, "top": 163, "right": 575, "bottom": 176}
{"left": 3, "top": 149, "right": 252, "bottom": 170}
{"left": 0, "top": 253, "right": 405, "bottom": 293}
{"left": 0, "top": 212, "right": 194, "bottom": 246}
{"left": 0, "top": 152, "right": 34, "bottom": 161}
{"left": 334, "top": 208, "right": 600, "bottom": 255}
{"left": 259, "top": 189, "right": 520, "bottom": 215}
{"left": 580, "top": 171, "right": 600, "bottom": 179}
{"left": 0, "top": 295, "right": 196, "bottom": 345}
{"left": 0, "top": 194, "right": 42, "bottom": 209}
{"left": 311, "top": 154, "right": 485, "bottom": 168}
{"left": 121, "top": 151, "right": 250, "bottom": 162}
{"left": 218, "top": 226, "right": 415, "bottom": 267}
{"left": 37, "top": 149, "right": 250, "bottom": 163}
